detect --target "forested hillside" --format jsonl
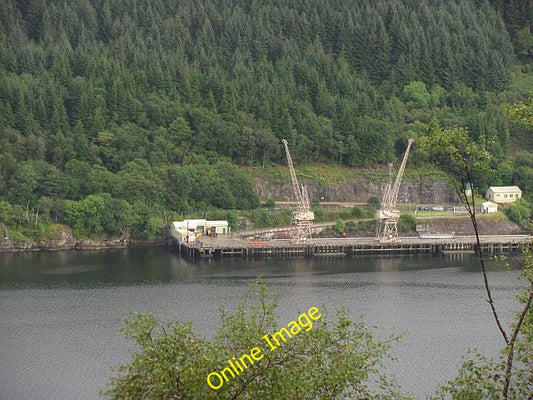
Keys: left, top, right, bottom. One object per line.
{"left": 0, "top": 0, "right": 532, "bottom": 240}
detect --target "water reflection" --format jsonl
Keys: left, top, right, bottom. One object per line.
{"left": 0, "top": 247, "right": 525, "bottom": 400}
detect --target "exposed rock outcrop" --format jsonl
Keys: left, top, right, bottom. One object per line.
{"left": 416, "top": 216, "right": 526, "bottom": 236}
{"left": 0, "top": 226, "right": 166, "bottom": 252}
{"left": 254, "top": 175, "right": 459, "bottom": 204}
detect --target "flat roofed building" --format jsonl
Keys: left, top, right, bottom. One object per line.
{"left": 206, "top": 221, "right": 230, "bottom": 234}
{"left": 485, "top": 186, "right": 522, "bottom": 204}
{"left": 171, "top": 219, "right": 230, "bottom": 242}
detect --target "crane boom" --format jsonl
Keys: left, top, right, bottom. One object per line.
{"left": 282, "top": 139, "right": 306, "bottom": 212}
{"left": 380, "top": 162, "right": 394, "bottom": 214}
{"left": 382, "top": 138, "right": 414, "bottom": 211}
{"left": 282, "top": 139, "right": 314, "bottom": 241}
{"left": 377, "top": 138, "right": 414, "bottom": 241}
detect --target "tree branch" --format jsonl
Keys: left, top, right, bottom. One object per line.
{"left": 503, "top": 282, "right": 533, "bottom": 399}
{"left": 457, "top": 167, "right": 509, "bottom": 344}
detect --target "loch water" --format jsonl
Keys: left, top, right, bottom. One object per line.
{"left": 0, "top": 247, "right": 524, "bottom": 399}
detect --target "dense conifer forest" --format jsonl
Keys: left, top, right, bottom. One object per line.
{"left": 0, "top": 0, "right": 532, "bottom": 239}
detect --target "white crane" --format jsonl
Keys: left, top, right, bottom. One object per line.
{"left": 377, "top": 138, "right": 414, "bottom": 242}
{"left": 282, "top": 139, "right": 314, "bottom": 241}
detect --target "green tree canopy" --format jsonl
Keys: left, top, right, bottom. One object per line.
{"left": 104, "top": 282, "right": 404, "bottom": 399}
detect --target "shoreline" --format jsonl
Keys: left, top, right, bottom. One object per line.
{"left": 0, "top": 237, "right": 171, "bottom": 253}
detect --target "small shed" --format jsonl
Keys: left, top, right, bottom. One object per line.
{"left": 481, "top": 201, "right": 498, "bottom": 213}
{"left": 485, "top": 186, "right": 522, "bottom": 204}
{"left": 207, "top": 221, "right": 230, "bottom": 235}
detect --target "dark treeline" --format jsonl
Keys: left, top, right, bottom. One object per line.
{"left": 0, "top": 0, "right": 532, "bottom": 239}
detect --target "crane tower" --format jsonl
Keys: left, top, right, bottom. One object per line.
{"left": 282, "top": 139, "right": 314, "bottom": 241}
{"left": 376, "top": 138, "right": 414, "bottom": 242}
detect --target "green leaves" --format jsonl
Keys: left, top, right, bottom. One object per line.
{"left": 402, "top": 81, "right": 431, "bottom": 109}
{"left": 110, "top": 314, "right": 213, "bottom": 399}
{"left": 63, "top": 194, "right": 106, "bottom": 236}
{"left": 104, "top": 282, "right": 405, "bottom": 400}
{"left": 421, "top": 120, "right": 491, "bottom": 168}
{"left": 433, "top": 351, "right": 503, "bottom": 400}
{"left": 423, "top": 116, "right": 533, "bottom": 400}
{"left": 504, "top": 98, "right": 533, "bottom": 129}
{"left": 420, "top": 120, "right": 493, "bottom": 201}
{"left": 335, "top": 218, "right": 346, "bottom": 234}
{"left": 0, "top": 0, "right": 528, "bottom": 240}
{"left": 504, "top": 197, "right": 531, "bottom": 225}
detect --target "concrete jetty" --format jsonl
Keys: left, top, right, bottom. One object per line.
{"left": 176, "top": 234, "right": 531, "bottom": 261}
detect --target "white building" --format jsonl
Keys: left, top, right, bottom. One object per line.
{"left": 464, "top": 182, "right": 473, "bottom": 198}
{"left": 485, "top": 186, "right": 522, "bottom": 204}
{"left": 481, "top": 201, "right": 498, "bottom": 213}
{"left": 171, "top": 219, "right": 230, "bottom": 242}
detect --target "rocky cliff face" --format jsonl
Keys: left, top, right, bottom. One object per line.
{"left": 254, "top": 175, "right": 459, "bottom": 204}
{"left": 416, "top": 216, "right": 525, "bottom": 235}
{"left": 0, "top": 226, "right": 135, "bottom": 252}
{"left": 0, "top": 226, "right": 77, "bottom": 252}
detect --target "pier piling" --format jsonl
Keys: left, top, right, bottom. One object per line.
{"left": 177, "top": 235, "right": 530, "bottom": 261}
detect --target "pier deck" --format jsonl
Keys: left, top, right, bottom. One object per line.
{"left": 176, "top": 234, "right": 531, "bottom": 260}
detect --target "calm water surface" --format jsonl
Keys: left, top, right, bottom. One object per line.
{"left": 0, "top": 247, "right": 525, "bottom": 399}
